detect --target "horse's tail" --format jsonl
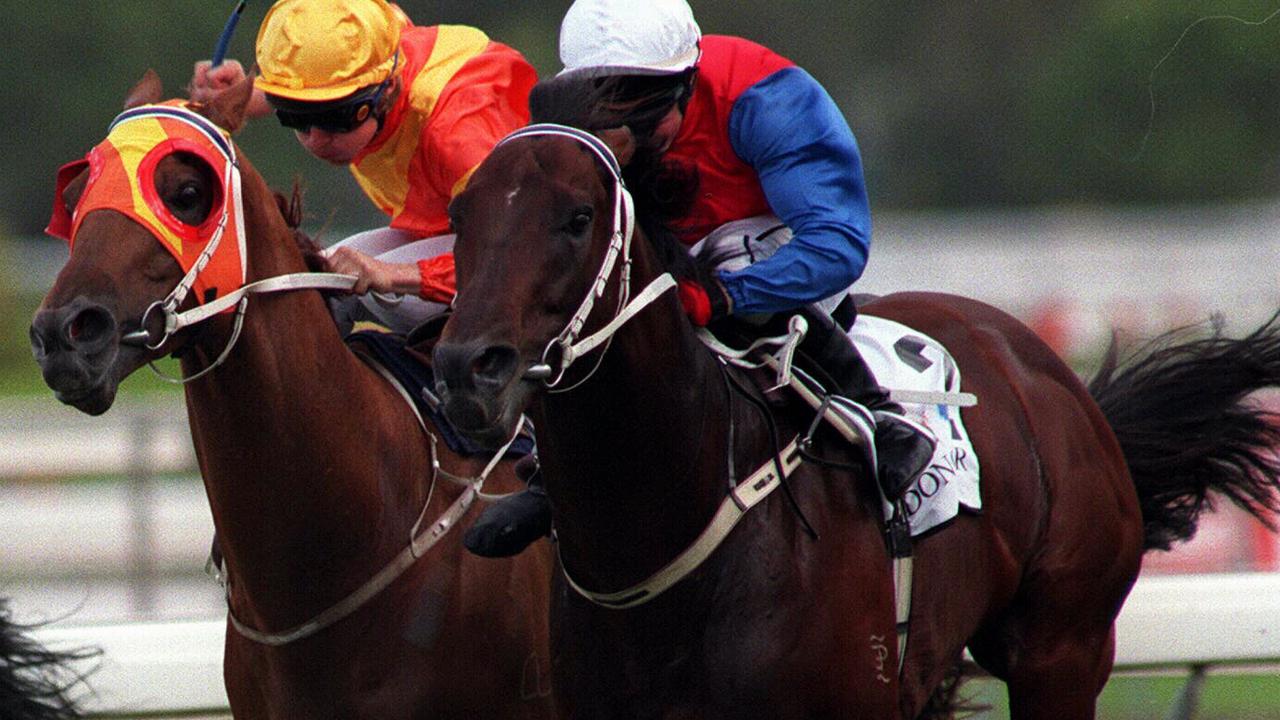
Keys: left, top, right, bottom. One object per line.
{"left": 1088, "top": 313, "right": 1280, "bottom": 551}
{"left": 0, "top": 602, "right": 95, "bottom": 720}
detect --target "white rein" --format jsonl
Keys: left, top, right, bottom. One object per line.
{"left": 500, "top": 125, "right": 677, "bottom": 391}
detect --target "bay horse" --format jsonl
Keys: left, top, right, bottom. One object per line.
{"left": 30, "top": 73, "right": 554, "bottom": 719}
{"left": 431, "top": 124, "right": 1280, "bottom": 719}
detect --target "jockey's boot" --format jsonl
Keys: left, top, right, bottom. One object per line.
{"left": 462, "top": 454, "right": 552, "bottom": 558}
{"left": 795, "top": 306, "right": 937, "bottom": 501}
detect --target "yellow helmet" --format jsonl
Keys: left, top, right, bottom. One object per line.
{"left": 255, "top": 0, "right": 407, "bottom": 102}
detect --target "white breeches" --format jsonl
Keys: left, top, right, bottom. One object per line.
{"left": 688, "top": 215, "right": 851, "bottom": 318}
{"left": 325, "top": 227, "right": 456, "bottom": 334}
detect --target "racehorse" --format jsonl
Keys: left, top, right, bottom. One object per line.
{"left": 431, "top": 123, "right": 1280, "bottom": 719}
{"left": 0, "top": 601, "right": 90, "bottom": 720}
{"left": 30, "top": 73, "right": 554, "bottom": 719}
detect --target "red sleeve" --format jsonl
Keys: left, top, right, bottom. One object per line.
{"left": 418, "top": 253, "right": 456, "bottom": 302}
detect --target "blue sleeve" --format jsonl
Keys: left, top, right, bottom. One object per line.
{"left": 719, "top": 66, "right": 871, "bottom": 315}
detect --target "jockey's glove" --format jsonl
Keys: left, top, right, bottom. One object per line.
{"left": 677, "top": 272, "right": 733, "bottom": 326}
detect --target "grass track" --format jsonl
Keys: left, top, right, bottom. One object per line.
{"left": 965, "top": 673, "right": 1280, "bottom": 719}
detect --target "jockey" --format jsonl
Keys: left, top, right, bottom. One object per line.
{"left": 190, "top": 0, "right": 536, "bottom": 332}
{"left": 464, "top": 0, "right": 937, "bottom": 558}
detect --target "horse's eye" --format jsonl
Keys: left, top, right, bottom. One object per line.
{"left": 157, "top": 151, "right": 218, "bottom": 225}
{"left": 165, "top": 181, "right": 211, "bottom": 226}
{"left": 173, "top": 184, "right": 202, "bottom": 212}
{"left": 565, "top": 208, "right": 593, "bottom": 235}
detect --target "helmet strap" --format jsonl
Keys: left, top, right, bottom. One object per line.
{"left": 370, "top": 50, "right": 401, "bottom": 133}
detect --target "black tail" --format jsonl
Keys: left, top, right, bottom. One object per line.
{"left": 1089, "top": 313, "right": 1280, "bottom": 551}
{"left": 0, "top": 602, "right": 95, "bottom": 720}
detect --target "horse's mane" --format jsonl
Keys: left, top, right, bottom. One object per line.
{"left": 0, "top": 603, "right": 95, "bottom": 720}
{"left": 271, "top": 181, "right": 327, "bottom": 273}
{"left": 529, "top": 75, "right": 700, "bottom": 281}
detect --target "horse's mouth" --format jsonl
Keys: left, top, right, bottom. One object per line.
{"left": 436, "top": 387, "right": 523, "bottom": 451}
{"left": 55, "top": 385, "right": 117, "bottom": 416}
{"left": 34, "top": 348, "right": 124, "bottom": 416}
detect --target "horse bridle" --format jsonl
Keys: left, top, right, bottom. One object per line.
{"left": 102, "top": 105, "right": 357, "bottom": 382}
{"left": 498, "top": 124, "right": 677, "bottom": 391}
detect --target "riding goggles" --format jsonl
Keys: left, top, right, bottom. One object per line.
{"left": 269, "top": 51, "right": 398, "bottom": 133}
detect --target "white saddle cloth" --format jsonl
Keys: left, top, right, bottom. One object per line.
{"left": 852, "top": 315, "right": 982, "bottom": 536}
{"left": 692, "top": 214, "right": 981, "bottom": 536}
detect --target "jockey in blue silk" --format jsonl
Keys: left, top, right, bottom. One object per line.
{"left": 655, "top": 33, "right": 871, "bottom": 317}
{"left": 463, "top": 0, "right": 937, "bottom": 558}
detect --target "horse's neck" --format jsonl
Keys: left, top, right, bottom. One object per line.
{"left": 540, "top": 270, "right": 738, "bottom": 590}
{"left": 179, "top": 187, "right": 421, "bottom": 616}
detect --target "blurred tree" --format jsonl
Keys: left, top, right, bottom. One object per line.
{"left": 3, "top": 1, "right": 1279, "bottom": 238}
{"left": 1020, "top": 1, "right": 1280, "bottom": 205}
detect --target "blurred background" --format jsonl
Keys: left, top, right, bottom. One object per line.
{"left": 2, "top": 2, "right": 1280, "bottom": 717}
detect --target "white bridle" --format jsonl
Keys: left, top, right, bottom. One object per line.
{"left": 496, "top": 124, "right": 676, "bottom": 391}
{"left": 110, "top": 105, "right": 358, "bottom": 382}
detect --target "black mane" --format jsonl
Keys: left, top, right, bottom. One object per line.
{"left": 529, "top": 75, "right": 700, "bottom": 281}
{"left": 0, "top": 604, "right": 95, "bottom": 720}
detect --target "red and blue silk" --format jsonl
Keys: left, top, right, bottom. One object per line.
{"left": 666, "top": 36, "right": 871, "bottom": 315}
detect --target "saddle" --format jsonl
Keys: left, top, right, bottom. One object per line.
{"left": 699, "top": 308, "right": 981, "bottom": 538}
{"left": 346, "top": 329, "right": 535, "bottom": 458}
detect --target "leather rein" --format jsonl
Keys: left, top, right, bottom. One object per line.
{"left": 92, "top": 106, "right": 514, "bottom": 646}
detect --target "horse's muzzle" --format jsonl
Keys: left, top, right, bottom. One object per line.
{"left": 30, "top": 297, "right": 122, "bottom": 415}
{"left": 433, "top": 339, "right": 525, "bottom": 448}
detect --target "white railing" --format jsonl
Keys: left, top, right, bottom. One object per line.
{"left": 24, "top": 572, "right": 1280, "bottom": 719}
{"left": 5, "top": 401, "right": 1280, "bottom": 718}
{"left": 0, "top": 398, "right": 193, "bottom": 478}
{"left": 35, "top": 619, "right": 229, "bottom": 718}
{"left": 0, "top": 398, "right": 221, "bottom": 622}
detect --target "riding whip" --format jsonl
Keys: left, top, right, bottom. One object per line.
{"left": 212, "top": 0, "right": 248, "bottom": 66}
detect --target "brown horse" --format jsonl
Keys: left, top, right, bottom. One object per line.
{"left": 30, "top": 74, "right": 554, "bottom": 719}
{"left": 431, "top": 124, "right": 1280, "bottom": 719}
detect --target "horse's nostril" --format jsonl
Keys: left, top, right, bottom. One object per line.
{"left": 470, "top": 346, "right": 519, "bottom": 389}
{"left": 63, "top": 305, "right": 116, "bottom": 350}
{"left": 29, "top": 324, "right": 46, "bottom": 359}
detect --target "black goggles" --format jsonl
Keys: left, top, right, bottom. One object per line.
{"left": 270, "top": 52, "right": 398, "bottom": 133}
{"left": 274, "top": 97, "right": 376, "bottom": 134}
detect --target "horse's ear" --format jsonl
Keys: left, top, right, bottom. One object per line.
{"left": 597, "top": 127, "right": 636, "bottom": 167}
{"left": 123, "top": 70, "right": 164, "bottom": 110}
{"left": 272, "top": 180, "right": 305, "bottom": 230}
{"left": 199, "top": 74, "right": 255, "bottom": 134}
{"left": 62, "top": 166, "right": 90, "bottom": 214}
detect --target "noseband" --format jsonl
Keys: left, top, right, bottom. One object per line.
{"left": 496, "top": 124, "right": 676, "bottom": 391}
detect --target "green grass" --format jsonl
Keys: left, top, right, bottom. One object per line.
{"left": 2, "top": 288, "right": 182, "bottom": 400}
{"left": 964, "top": 673, "right": 1280, "bottom": 719}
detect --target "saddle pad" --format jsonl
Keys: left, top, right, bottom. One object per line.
{"left": 346, "top": 330, "right": 535, "bottom": 459}
{"left": 851, "top": 315, "right": 982, "bottom": 536}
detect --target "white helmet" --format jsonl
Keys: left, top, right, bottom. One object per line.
{"left": 558, "top": 0, "right": 702, "bottom": 78}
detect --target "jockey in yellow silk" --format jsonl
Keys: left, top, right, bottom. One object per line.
{"left": 191, "top": 0, "right": 536, "bottom": 332}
